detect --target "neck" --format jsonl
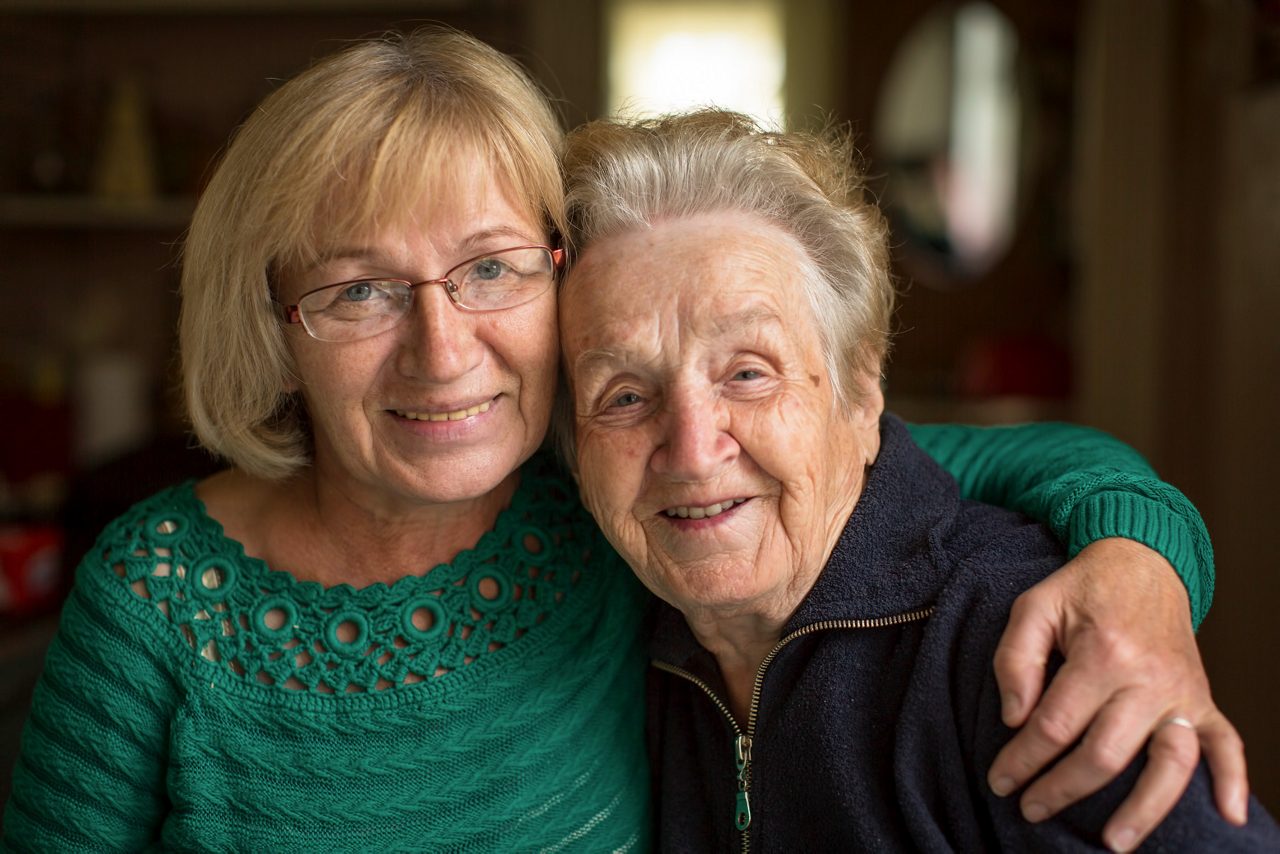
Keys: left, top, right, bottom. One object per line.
{"left": 294, "top": 467, "right": 519, "bottom": 588}
{"left": 683, "top": 607, "right": 790, "bottom": 726}
{"left": 201, "top": 465, "right": 519, "bottom": 590}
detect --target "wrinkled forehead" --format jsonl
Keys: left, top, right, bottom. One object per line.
{"left": 560, "top": 214, "right": 814, "bottom": 368}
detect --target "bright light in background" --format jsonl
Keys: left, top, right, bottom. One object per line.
{"left": 607, "top": 0, "right": 785, "bottom": 127}
{"left": 947, "top": 2, "right": 1018, "bottom": 270}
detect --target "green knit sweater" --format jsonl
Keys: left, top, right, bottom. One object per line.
{"left": 909, "top": 421, "right": 1212, "bottom": 626}
{"left": 4, "top": 454, "right": 651, "bottom": 852}
{"left": 3, "top": 422, "right": 1211, "bottom": 851}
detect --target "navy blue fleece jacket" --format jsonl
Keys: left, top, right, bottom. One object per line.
{"left": 646, "top": 415, "right": 1277, "bottom": 852}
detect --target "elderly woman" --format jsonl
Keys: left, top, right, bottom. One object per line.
{"left": 0, "top": 29, "right": 1245, "bottom": 852}
{"left": 557, "top": 110, "right": 1277, "bottom": 851}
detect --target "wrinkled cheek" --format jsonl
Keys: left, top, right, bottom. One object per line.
{"left": 574, "top": 449, "right": 618, "bottom": 522}
{"left": 577, "top": 446, "right": 646, "bottom": 562}
{"left": 577, "top": 431, "right": 645, "bottom": 493}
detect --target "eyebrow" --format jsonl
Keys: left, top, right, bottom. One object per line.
{"left": 571, "top": 347, "right": 624, "bottom": 381}
{"left": 304, "top": 226, "right": 541, "bottom": 274}
{"left": 568, "top": 305, "right": 786, "bottom": 380}
{"left": 711, "top": 305, "right": 784, "bottom": 336}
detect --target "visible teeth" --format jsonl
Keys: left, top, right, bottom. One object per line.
{"left": 396, "top": 401, "right": 491, "bottom": 422}
{"left": 665, "top": 498, "right": 746, "bottom": 519}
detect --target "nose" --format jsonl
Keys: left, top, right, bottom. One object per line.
{"left": 650, "top": 386, "right": 737, "bottom": 482}
{"left": 394, "top": 283, "right": 481, "bottom": 382}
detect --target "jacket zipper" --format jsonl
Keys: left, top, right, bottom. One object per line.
{"left": 652, "top": 605, "right": 934, "bottom": 853}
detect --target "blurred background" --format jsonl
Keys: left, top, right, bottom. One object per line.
{"left": 1, "top": 0, "right": 1277, "bottom": 812}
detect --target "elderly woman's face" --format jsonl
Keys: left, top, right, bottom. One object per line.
{"left": 278, "top": 151, "right": 558, "bottom": 509}
{"left": 560, "top": 212, "right": 883, "bottom": 614}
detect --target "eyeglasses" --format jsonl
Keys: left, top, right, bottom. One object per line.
{"left": 280, "top": 244, "right": 564, "bottom": 342}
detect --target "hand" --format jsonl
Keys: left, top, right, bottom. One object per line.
{"left": 988, "top": 538, "right": 1248, "bottom": 852}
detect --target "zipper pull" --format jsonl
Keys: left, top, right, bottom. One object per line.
{"left": 734, "top": 734, "right": 752, "bottom": 830}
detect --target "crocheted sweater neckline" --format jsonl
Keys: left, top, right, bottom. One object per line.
{"left": 188, "top": 471, "right": 534, "bottom": 600}
{"left": 108, "top": 453, "right": 604, "bottom": 700}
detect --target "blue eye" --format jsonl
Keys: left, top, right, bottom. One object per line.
{"left": 472, "top": 258, "right": 509, "bottom": 281}
{"left": 341, "top": 282, "right": 376, "bottom": 302}
{"left": 733, "top": 369, "right": 762, "bottom": 381}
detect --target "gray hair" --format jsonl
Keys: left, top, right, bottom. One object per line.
{"left": 556, "top": 110, "right": 894, "bottom": 461}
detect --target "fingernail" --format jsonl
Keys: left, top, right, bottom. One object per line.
{"left": 1023, "top": 802, "right": 1048, "bottom": 822}
{"left": 1001, "top": 692, "right": 1020, "bottom": 722}
{"left": 1233, "top": 793, "right": 1249, "bottom": 825}
{"left": 991, "top": 775, "right": 1016, "bottom": 797}
{"left": 1107, "top": 827, "right": 1137, "bottom": 852}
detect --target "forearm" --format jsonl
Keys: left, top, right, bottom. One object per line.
{"left": 909, "top": 421, "right": 1213, "bottom": 627}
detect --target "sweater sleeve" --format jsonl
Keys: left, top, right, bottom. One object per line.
{"left": 907, "top": 421, "right": 1213, "bottom": 628}
{"left": 3, "top": 560, "right": 176, "bottom": 851}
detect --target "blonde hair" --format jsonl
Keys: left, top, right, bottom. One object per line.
{"left": 181, "top": 27, "right": 565, "bottom": 479}
{"left": 561, "top": 110, "right": 894, "bottom": 409}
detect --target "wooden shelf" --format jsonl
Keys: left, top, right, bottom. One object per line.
{"left": 0, "top": 0, "right": 479, "bottom": 13}
{"left": 0, "top": 195, "right": 195, "bottom": 231}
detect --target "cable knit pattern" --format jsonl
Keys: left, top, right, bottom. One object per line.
{"left": 3, "top": 454, "right": 651, "bottom": 852}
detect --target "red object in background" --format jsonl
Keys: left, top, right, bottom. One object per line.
{"left": 956, "top": 335, "right": 1073, "bottom": 399}
{"left": 0, "top": 525, "right": 64, "bottom": 616}
{"left": 0, "top": 392, "right": 72, "bottom": 487}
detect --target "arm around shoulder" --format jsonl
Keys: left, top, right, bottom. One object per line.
{"left": 908, "top": 420, "right": 1212, "bottom": 627}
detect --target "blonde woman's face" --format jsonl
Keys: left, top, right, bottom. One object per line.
{"left": 278, "top": 153, "right": 558, "bottom": 511}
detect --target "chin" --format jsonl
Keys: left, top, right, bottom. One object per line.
{"left": 658, "top": 562, "right": 769, "bottom": 613}
{"left": 396, "top": 447, "right": 526, "bottom": 505}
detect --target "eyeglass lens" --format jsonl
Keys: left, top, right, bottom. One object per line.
{"left": 297, "top": 246, "right": 555, "bottom": 342}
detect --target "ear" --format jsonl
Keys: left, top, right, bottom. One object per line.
{"left": 847, "top": 370, "right": 885, "bottom": 466}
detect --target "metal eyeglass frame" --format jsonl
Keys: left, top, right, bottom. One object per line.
{"left": 279, "top": 244, "right": 565, "bottom": 339}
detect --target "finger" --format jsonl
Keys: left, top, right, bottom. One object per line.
{"left": 989, "top": 657, "right": 1112, "bottom": 797}
{"left": 1198, "top": 712, "right": 1249, "bottom": 825}
{"left": 1015, "top": 691, "right": 1154, "bottom": 821}
{"left": 993, "top": 590, "right": 1058, "bottom": 728}
{"left": 1100, "top": 719, "right": 1201, "bottom": 852}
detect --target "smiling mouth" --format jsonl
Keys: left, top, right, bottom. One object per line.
{"left": 394, "top": 400, "right": 491, "bottom": 422}
{"left": 663, "top": 498, "right": 747, "bottom": 520}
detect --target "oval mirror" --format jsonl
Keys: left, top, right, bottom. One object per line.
{"left": 873, "top": 1, "right": 1032, "bottom": 287}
